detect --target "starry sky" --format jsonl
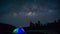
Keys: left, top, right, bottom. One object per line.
{"left": 0, "top": 0, "right": 60, "bottom": 27}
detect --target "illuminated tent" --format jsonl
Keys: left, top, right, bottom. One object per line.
{"left": 12, "top": 27, "right": 25, "bottom": 34}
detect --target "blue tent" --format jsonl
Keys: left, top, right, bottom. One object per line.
{"left": 13, "top": 27, "right": 25, "bottom": 34}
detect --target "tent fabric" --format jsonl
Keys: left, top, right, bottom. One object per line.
{"left": 13, "top": 28, "right": 25, "bottom": 34}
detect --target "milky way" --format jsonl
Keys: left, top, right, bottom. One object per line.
{"left": 0, "top": 0, "right": 60, "bottom": 27}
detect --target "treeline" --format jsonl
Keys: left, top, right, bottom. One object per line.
{"left": 24, "top": 19, "right": 60, "bottom": 33}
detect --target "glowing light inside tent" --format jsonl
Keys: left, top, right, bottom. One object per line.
{"left": 13, "top": 28, "right": 25, "bottom": 34}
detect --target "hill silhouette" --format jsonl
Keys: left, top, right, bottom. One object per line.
{"left": 0, "top": 22, "right": 16, "bottom": 34}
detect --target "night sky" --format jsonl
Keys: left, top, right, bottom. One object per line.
{"left": 0, "top": 0, "right": 60, "bottom": 27}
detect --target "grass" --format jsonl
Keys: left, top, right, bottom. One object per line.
{"left": 27, "top": 30, "right": 49, "bottom": 32}
{"left": 26, "top": 30, "right": 58, "bottom": 34}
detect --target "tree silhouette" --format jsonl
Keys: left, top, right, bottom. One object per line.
{"left": 30, "top": 21, "right": 35, "bottom": 30}
{"left": 57, "top": 19, "right": 60, "bottom": 24}
{"left": 37, "top": 21, "right": 40, "bottom": 26}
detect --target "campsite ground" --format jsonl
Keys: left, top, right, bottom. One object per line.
{"left": 26, "top": 30, "right": 59, "bottom": 34}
